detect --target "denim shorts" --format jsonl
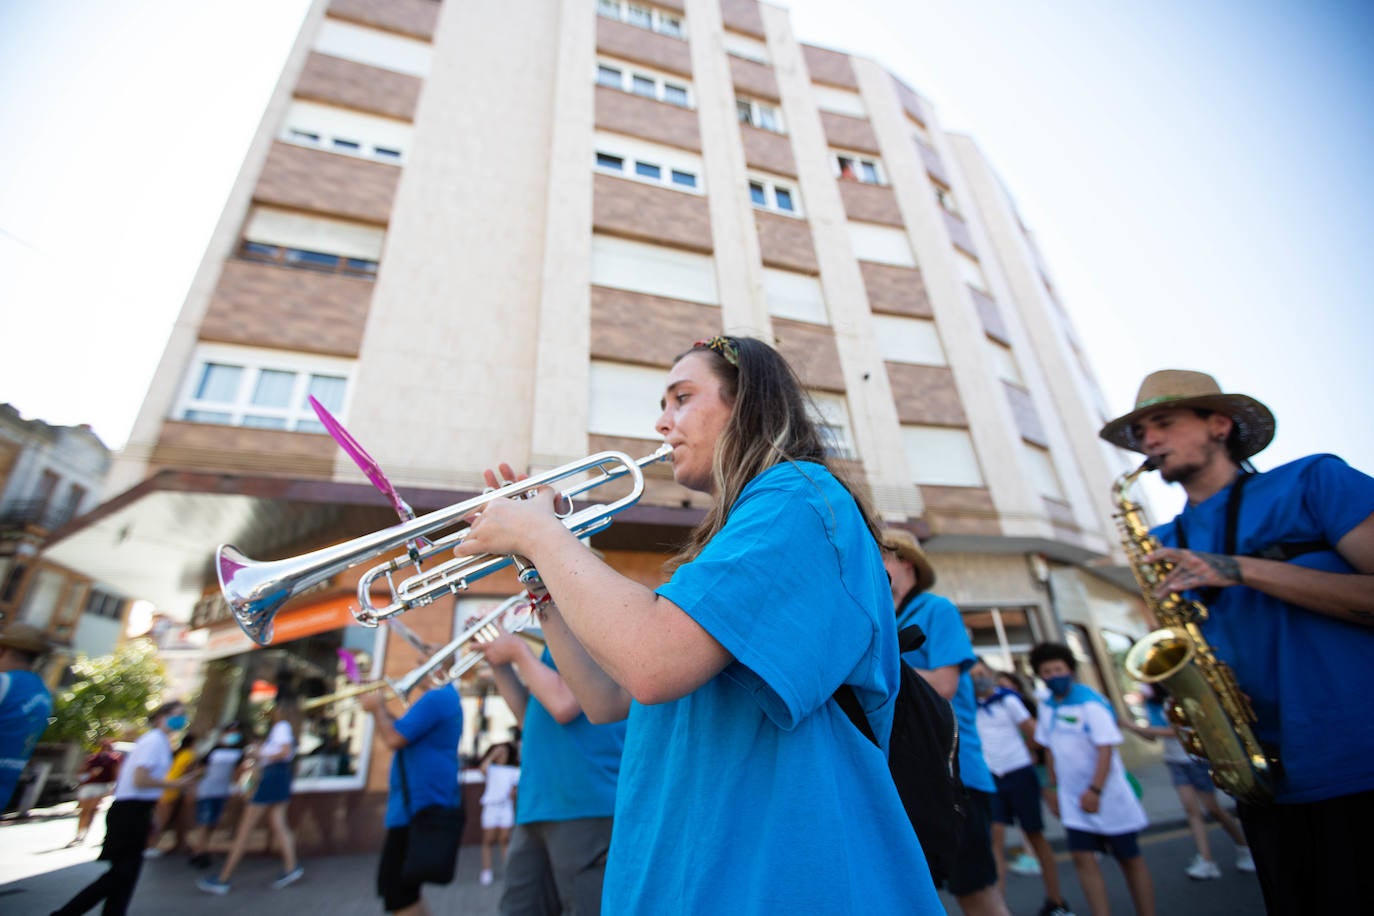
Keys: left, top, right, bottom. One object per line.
{"left": 251, "top": 762, "right": 294, "bottom": 805}
{"left": 1065, "top": 827, "right": 1141, "bottom": 860}
{"left": 1167, "top": 759, "right": 1216, "bottom": 793}
{"left": 195, "top": 795, "right": 228, "bottom": 826}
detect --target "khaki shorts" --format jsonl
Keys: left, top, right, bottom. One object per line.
{"left": 77, "top": 782, "right": 113, "bottom": 801}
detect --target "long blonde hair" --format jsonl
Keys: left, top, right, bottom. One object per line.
{"left": 670, "top": 336, "right": 882, "bottom": 569}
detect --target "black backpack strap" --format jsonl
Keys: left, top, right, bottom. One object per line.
{"left": 835, "top": 684, "right": 877, "bottom": 747}
{"left": 1250, "top": 540, "right": 1332, "bottom": 562}
{"left": 834, "top": 625, "right": 927, "bottom": 748}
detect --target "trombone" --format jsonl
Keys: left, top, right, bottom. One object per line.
{"left": 219, "top": 445, "right": 672, "bottom": 645}
{"left": 301, "top": 593, "right": 535, "bottom": 711}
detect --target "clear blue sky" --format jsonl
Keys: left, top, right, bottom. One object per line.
{"left": 2, "top": 0, "right": 1371, "bottom": 507}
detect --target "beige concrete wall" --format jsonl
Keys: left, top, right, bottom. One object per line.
{"left": 107, "top": 0, "right": 334, "bottom": 496}
{"left": 949, "top": 134, "right": 1121, "bottom": 557}
{"left": 341, "top": 0, "right": 561, "bottom": 489}
{"left": 852, "top": 57, "right": 1039, "bottom": 535}
{"left": 762, "top": 7, "right": 920, "bottom": 520}
{"left": 686, "top": 0, "right": 770, "bottom": 338}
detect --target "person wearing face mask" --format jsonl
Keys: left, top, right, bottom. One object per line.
{"left": 970, "top": 659, "right": 1074, "bottom": 916}
{"left": 187, "top": 722, "right": 248, "bottom": 869}
{"left": 52, "top": 700, "right": 191, "bottom": 916}
{"left": 1029, "top": 644, "right": 1153, "bottom": 916}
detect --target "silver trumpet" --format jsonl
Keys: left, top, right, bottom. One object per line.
{"left": 301, "top": 593, "right": 534, "bottom": 711}
{"left": 218, "top": 446, "right": 672, "bottom": 645}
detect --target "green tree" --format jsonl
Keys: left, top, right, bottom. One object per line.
{"left": 47, "top": 639, "right": 169, "bottom": 750}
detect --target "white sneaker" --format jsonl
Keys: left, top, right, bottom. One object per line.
{"left": 1236, "top": 847, "right": 1257, "bottom": 873}
{"left": 1009, "top": 852, "right": 1043, "bottom": 876}
{"left": 143, "top": 848, "right": 163, "bottom": 859}
{"left": 479, "top": 868, "right": 493, "bottom": 886}
{"left": 1186, "top": 855, "right": 1222, "bottom": 880}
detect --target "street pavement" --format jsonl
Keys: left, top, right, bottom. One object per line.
{"left": 2, "top": 772, "right": 1265, "bottom": 915}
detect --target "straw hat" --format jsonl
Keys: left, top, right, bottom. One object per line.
{"left": 880, "top": 529, "right": 936, "bottom": 594}
{"left": 0, "top": 621, "right": 52, "bottom": 657}
{"left": 1098, "top": 369, "right": 1275, "bottom": 460}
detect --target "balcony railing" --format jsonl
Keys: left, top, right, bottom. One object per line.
{"left": 0, "top": 500, "right": 78, "bottom": 531}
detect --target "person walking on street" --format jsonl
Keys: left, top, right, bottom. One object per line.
{"left": 51, "top": 700, "right": 190, "bottom": 916}
{"left": 68, "top": 738, "right": 121, "bottom": 847}
{"left": 362, "top": 680, "right": 463, "bottom": 916}
{"left": 197, "top": 699, "right": 303, "bottom": 894}
{"left": 0, "top": 622, "right": 53, "bottom": 813}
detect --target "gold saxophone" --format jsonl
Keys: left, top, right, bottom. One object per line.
{"left": 1115, "top": 460, "right": 1276, "bottom": 804}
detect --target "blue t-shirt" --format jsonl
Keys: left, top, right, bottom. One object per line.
{"left": 608, "top": 461, "right": 941, "bottom": 915}
{"left": 1152, "top": 454, "right": 1374, "bottom": 804}
{"left": 386, "top": 683, "right": 462, "bottom": 828}
{"left": 897, "top": 591, "right": 995, "bottom": 794}
{"left": 516, "top": 647, "right": 625, "bottom": 824}
{"left": 0, "top": 670, "right": 52, "bottom": 808}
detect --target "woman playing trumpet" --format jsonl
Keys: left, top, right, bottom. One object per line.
{"left": 458, "top": 336, "right": 941, "bottom": 914}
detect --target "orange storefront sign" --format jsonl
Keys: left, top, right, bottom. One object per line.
{"left": 204, "top": 594, "right": 359, "bottom": 658}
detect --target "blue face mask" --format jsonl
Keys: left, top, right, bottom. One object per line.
{"left": 1046, "top": 675, "right": 1074, "bottom": 698}
{"left": 222, "top": 733, "right": 242, "bottom": 746}
{"left": 166, "top": 714, "right": 188, "bottom": 731}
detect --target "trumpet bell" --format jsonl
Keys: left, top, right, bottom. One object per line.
{"left": 218, "top": 544, "right": 328, "bottom": 646}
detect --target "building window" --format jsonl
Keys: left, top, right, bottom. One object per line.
{"left": 83, "top": 588, "right": 125, "bottom": 621}
{"left": 900, "top": 424, "right": 984, "bottom": 487}
{"left": 748, "top": 176, "right": 800, "bottom": 215}
{"left": 594, "top": 139, "right": 701, "bottom": 193}
{"left": 597, "top": 0, "right": 684, "bottom": 38}
{"left": 595, "top": 60, "right": 692, "bottom": 108}
{"left": 177, "top": 346, "right": 352, "bottom": 433}
{"left": 736, "top": 97, "right": 783, "bottom": 133}
{"left": 238, "top": 240, "right": 378, "bottom": 278}
{"left": 283, "top": 126, "right": 406, "bottom": 165}
{"left": 811, "top": 392, "right": 856, "bottom": 460}
{"left": 934, "top": 183, "right": 960, "bottom": 216}
{"left": 963, "top": 606, "right": 1041, "bottom": 671}
{"left": 835, "top": 153, "right": 883, "bottom": 185}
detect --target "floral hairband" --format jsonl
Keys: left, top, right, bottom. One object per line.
{"left": 693, "top": 336, "right": 739, "bottom": 366}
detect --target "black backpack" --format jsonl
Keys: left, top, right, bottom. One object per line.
{"left": 834, "top": 625, "right": 967, "bottom": 884}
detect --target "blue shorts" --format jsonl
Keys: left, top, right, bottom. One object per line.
{"left": 1167, "top": 759, "right": 1216, "bottom": 793}
{"left": 990, "top": 764, "right": 1045, "bottom": 834}
{"left": 1065, "top": 827, "right": 1141, "bottom": 860}
{"left": 195, "top": 795, "right": 228, "bottom": 826}
{"left": 251, "top": 762, "right": 294, "bottom": 805}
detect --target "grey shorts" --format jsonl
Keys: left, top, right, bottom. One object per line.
{"left": 499, "top": 817, "right": 612, "bottom": 916}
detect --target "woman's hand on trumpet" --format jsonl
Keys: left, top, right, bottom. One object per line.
{"left": 456, "top": 464, "right": 566, "bottom": 561}
{"left": 476, "top": 632, "right": 523, "bottom": 667}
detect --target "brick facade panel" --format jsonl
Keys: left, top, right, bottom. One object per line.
{"left": 720, "top": 0, "right": 765, "bottom": 37}
{"left": 754, "top": 211, "right": 818, "bottom": 274}
{"left": 596, "top": 17, "right": 692, "bottom": 77}
{"left": 918, "top": 139, "right": 950, "bottom": 186}
{"left": 772, "top": 319, "right": 845, "bottom": 392}
{"left": 591, "top": 287, "right": 722, "bottom": 367}
{"left": 861, "top": 261, "right": 933, "bottom": 318}
{"left": 729, "top": 55, "right": 780, "bottom": 101}
{"left": 255, "top": 141, "right": 398, "bottom": 225}
{"left": 1003, "top": 381, "right": 1050, "bottom": 447}
{"left": 886, "top": 363, "right": 968, "bottom": 426}
{"left": 200, "top": 260, "right": 373, "bottom": 356}
{"left": 943, "top": 210, "right": 978, "bottom": 256}
{"left": 741, "top": 125, "right": 796, "bottom": 177}
{"left": 919, "top": 485, "right": 1002, "bottom": 537}
{"left": 595, "top": 86, "right": 702, "bottom": 153}
{"left": 326, "top": 0, "right": 438, "bottom": 40}
{"left": 969, "top": 286, "right": 1011, "bottom": 344}
{"left": 891, "top": 76, "right": 927, "bottom": 126}
{"left": 840, "top": 182, "right": 904, "bottom": 226}
{"left": 593, "top": 174, "right": 713, "bottom": 253}
{"left": 151, "top": 421, "right": 337, "bottom": 478}
{"left": 296, "top": 52, "right": 421, "bottom": 122}
{"left": 802, "top": 44, "right": 858, "bottom": 89}
{"left": 821, "top": 111, "right": 880, "bottom": 154}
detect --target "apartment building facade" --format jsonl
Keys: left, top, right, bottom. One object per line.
{"left": 46, "top": 0, "right": 1151, "bottom": 852}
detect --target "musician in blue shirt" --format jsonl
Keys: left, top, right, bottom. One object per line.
{"left": 0, "top": 622, "right": 52, "bottom": 812}
{"left": 1100, "top": 369, "right": 1374, "bottom": 913}
{"left": 459, "top": 336, "right": 942, "bottom": 914}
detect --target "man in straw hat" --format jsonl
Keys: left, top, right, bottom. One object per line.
{"left": 0, "top": 621, "right": 54, "bottom": 812}
{"left": 1100, "top": 369, "right": 1374, "bottom": 913}
{"left": 881, "top": 530, "right": 1022, "bottom": 916}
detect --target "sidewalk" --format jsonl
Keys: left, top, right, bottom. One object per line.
{"left": 1, "top": 763, "right": 1194, "bottom": 915}
{"left": 0, "top": 804, "right": 501, "bottom": 915}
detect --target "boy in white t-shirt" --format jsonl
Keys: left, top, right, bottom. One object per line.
{"left": 1030, "top": 643, "right": 1155, "bottom": 916}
